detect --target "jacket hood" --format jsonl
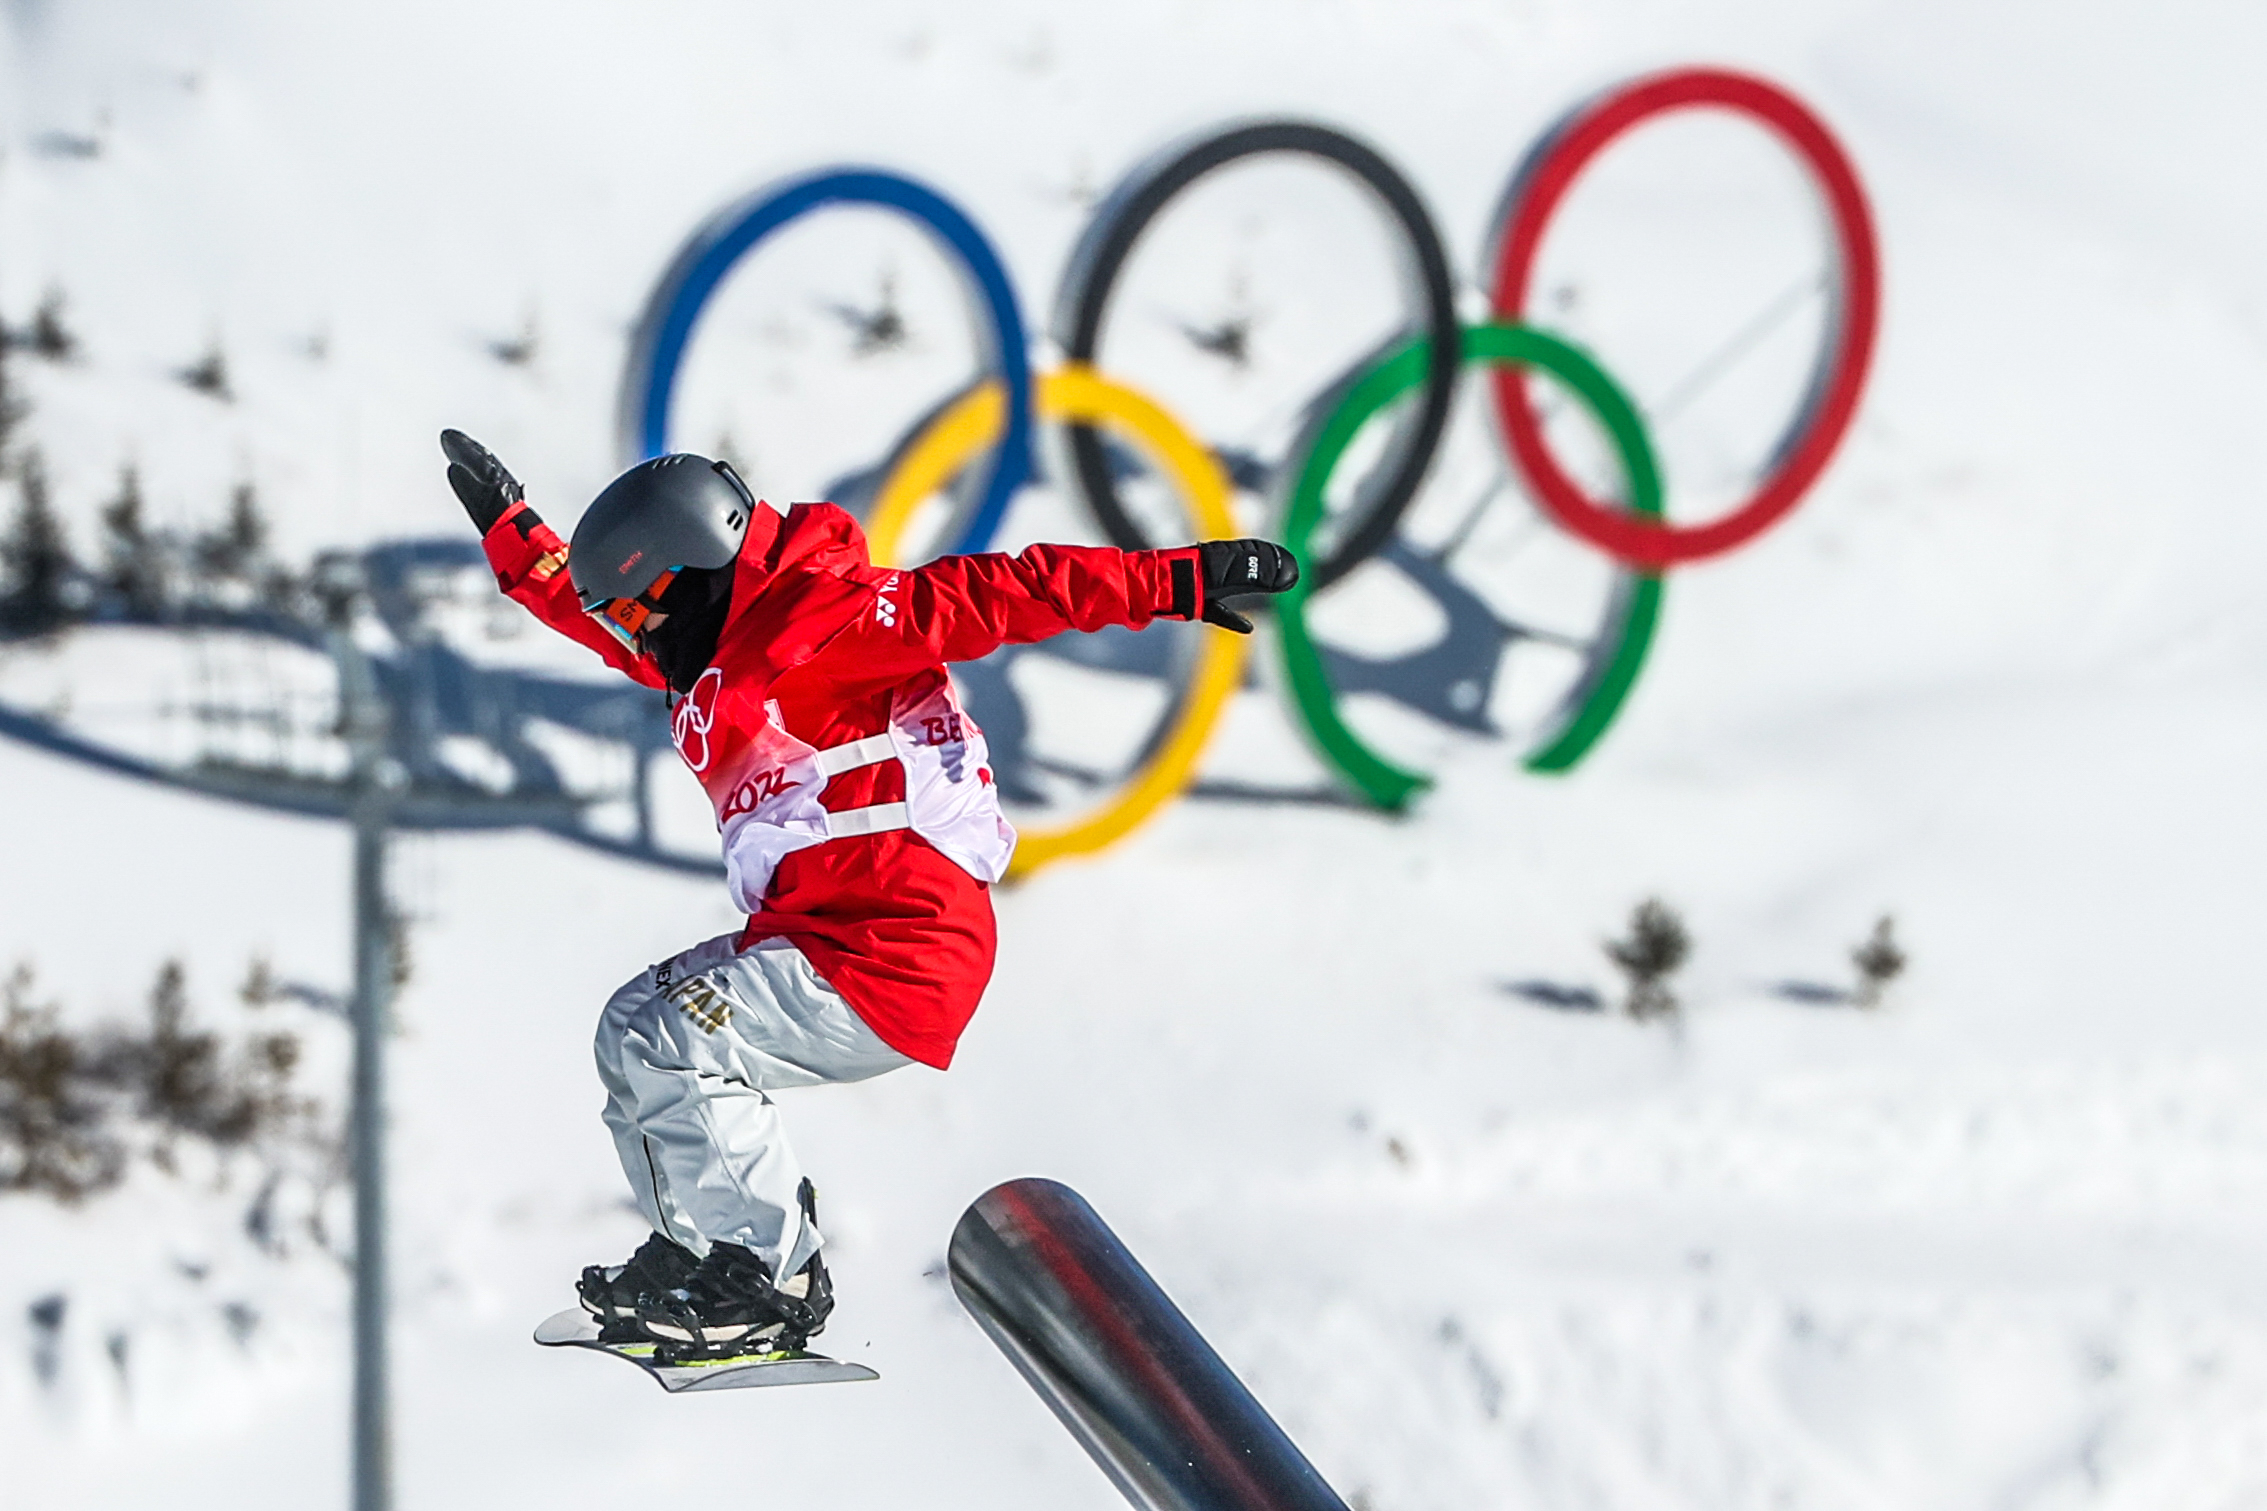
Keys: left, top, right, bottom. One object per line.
{"left": 700, "top": 502, "right": 880, "bottom": 697}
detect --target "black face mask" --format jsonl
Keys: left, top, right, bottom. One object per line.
{"left": 645, "top": 562, "right": 736, "bottom": 694}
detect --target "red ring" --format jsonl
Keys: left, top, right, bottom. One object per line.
{"left": 1487, "top": 67, "right": 1881, "bottom": 569}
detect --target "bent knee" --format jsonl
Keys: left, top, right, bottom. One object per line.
{"left": 595, "top": 968, "right": 666, "bottom": 1068}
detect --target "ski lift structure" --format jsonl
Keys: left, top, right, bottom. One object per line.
{"left": 0, "top": 536, "right": 716, "bottom": 875}
{"left": 0, "top": 536, "right": 712, "bottom": 1511}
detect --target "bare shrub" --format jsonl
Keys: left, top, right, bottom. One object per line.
{"left": 106, "top": 959, "right": 311, "bottom": 1158}
{"left": 0, "top": 959, "right": 327, "bottom": 1204}
{"left": 0, "top": 967, "right": 127, "bottom": 1201}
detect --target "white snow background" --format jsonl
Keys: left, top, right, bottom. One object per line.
{"left": 4, "top": 1, "right": 2267, "bottom": 1507}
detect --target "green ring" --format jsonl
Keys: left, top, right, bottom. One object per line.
{"left": 1274, "top": 322, "right": 1666, "bottom": 809}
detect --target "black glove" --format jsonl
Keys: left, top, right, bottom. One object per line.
{"left": 440, "top": 429, "right": 527, "bottom": 536}
{"left": 1194, "top": 538, "right": 1300, "bottom": 633}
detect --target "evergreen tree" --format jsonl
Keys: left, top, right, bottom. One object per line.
{"left": 227, "top": 481, "right": 267, "bottom": 560}
{"left": 99, "top": 465, "right": 167, "bottom": 616}
{"left": 1605, "top": 897, "right": 1691, "bottom": 1022}
{"left": 1851, "top": 916, "right": 1907, "bottom": 1008}
{"left": 0, "top": 451, "right": 76, "bottom": 632}
{"left": 177, "top": 343, "right": 231, "bottom": 400}
{"left": 29, "top": 291, "right": 76, "bottom": 361}
{"left": 194, "top": 481, "right": 267, "bottom": 587}
{"left": 0, "top": 344, "right": 26, "bottom": 462}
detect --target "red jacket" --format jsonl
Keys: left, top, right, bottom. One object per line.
{"left": 484, "top": 498, "right": 1198, "bottom": 1068}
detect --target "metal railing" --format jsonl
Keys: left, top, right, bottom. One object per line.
{"left": 950, "top": 1178, "right": 1350, "bottom": 1511}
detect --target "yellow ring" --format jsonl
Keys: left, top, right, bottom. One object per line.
{"left": 867, "top": 364, "right": 1243, "bottom": 878}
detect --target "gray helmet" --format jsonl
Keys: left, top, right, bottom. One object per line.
{"left": 569, "top": 454, "right": 756, "bottom": 611}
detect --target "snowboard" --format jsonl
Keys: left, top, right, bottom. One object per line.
{"left": 534, "top": 1308, "right": 879, "bottom": 1394}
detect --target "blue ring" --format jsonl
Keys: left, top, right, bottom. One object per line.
{"left": 618, "top": 167, "right": 1034, "bottom": 554}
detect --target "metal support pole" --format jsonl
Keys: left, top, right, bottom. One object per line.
{"left": 949, "top": 1178, "right": 1350, "bottom": 1511}
{"left": 348, "top": 787, "right": 391, "bottom": 1511}
{"left": 326, "top": 567, "right": 394, "bottom": 1511}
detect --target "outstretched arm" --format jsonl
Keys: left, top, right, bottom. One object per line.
{"left": 832, "top": 536, "right": 1297, "bottom": 682}
{"left": 443, "top": 430, "right": 664, "bottom": 689}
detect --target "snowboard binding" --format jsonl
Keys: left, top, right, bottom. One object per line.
{"left": 635, "top": 1180, "right": 836, "bottom": 1363}
{"left": 641, "top": 1254, "right": 831, "bottom": 1364}
{"left": 577, "top": 1231, "right": 700, "bottom": 1344}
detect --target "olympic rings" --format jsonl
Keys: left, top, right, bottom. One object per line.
{"left": 618, "top": 168, "right": 1035, "bottom": 557}
{"left": 864, "top": 366, "right": 1244, "bottom": 879}
{"left": 1052, "top": 120, "right": 1462, "bottom": 593}
{"left": 1276, "top": 324, "right": 1665, "bottom": 810}
{"left": 618, "top": 68, "right": 1880, "bottom": 868}
{"left": 1487, "top": 67, "right": 1881, "bottom": 567}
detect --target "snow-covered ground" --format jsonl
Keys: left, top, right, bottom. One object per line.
{"left": 5, "top": 1, "right": 2267, "bottom": 1507}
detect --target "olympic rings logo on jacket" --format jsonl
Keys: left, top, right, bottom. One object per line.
{"left": 670, "top": 666, "right": 725, "bottom": 774}
{"left": 619, "top": 65, "right": 1882, "bottom": 876}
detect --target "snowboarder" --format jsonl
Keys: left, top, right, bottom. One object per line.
{"left": 441, "top": 430, "right": 1297, "bottom": 1363}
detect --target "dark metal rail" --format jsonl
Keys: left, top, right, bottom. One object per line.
{"left": 950, "top": 1178, "right": 1349, "bottom": 1511}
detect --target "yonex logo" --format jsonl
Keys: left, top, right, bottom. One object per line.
{"left": 874, "top": 572, "right": 902, "bottom": 628}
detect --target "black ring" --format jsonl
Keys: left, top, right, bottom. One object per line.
{"left": 1052, "top": 120, "right": 1461, "bottom": 592}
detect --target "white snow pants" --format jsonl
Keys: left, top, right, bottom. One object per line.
{"left": 595, "top": 933, "right": 911, "bottom": 1280}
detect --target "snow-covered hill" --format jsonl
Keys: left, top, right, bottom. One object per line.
{"left": 5, "top": 2, "right": 2267, "bottom": 1508}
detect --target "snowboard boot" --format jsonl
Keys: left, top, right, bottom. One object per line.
{"left": 577, "top": 1232, "right": 699, "bottom": 1344}
{"left": 638, "top": 1181, "right": 834, "bottom": 1362}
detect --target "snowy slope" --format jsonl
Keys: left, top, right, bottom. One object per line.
{"left": 6, "top": 2, "right": 2267, "bottom": 1508}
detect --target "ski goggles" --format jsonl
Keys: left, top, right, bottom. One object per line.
{"left": 585, "top": 567, "right": 679, "bottom": 655}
